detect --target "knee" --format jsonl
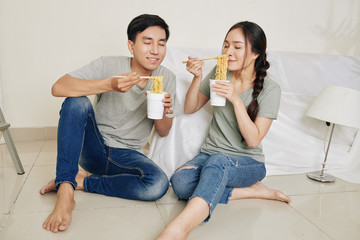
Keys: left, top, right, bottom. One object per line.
{"left": 143, "top": 170, "right": 169, "bottom": 201}
{"left": 61, "top": 97, "right": 92, "bottom": 115}
{"left": 170, "top": 166, "right": 197, "bottom": 200}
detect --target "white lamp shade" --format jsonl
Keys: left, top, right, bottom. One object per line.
{"left": 306, "top": 85, "right": 360, "bottom": 129}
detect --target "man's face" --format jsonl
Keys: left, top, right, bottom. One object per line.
{"left": 128, "top": 26, "right": 167, "bottom": 74}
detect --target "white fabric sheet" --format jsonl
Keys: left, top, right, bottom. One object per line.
{"left": 149, "top": 47, "right": 360, "bottom": 183}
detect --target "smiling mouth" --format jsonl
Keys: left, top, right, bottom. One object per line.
{"left": 147, "top": 57, "right": 159, "bottom": 62}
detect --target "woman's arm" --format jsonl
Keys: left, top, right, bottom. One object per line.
{"left": 213, "top": 80, "right": 273, "bottom": 147}
{"left": 184, "top": 57, "right": 209, "bottom": 114}
{"left": 232, "top": 97, "right": 273, "bottom": 147}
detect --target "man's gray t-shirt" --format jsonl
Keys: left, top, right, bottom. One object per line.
{"left": 199, "top": 66, "right": 281, "bottom": 162}
{"left": 68, "top": 56, "right": 176, "bottom": 151}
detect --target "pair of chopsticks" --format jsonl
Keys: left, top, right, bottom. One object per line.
{"left": 182, "top": 57, "right": 218, "bottom": 64}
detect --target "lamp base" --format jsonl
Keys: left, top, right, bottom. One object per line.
{"left": 307, "top": 171, "right": 336, "bottom": 183}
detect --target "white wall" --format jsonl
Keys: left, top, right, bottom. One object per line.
{"left": 0, "top": 0, "right": 359, "bottom": 128}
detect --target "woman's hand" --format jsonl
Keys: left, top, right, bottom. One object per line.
{"left": 186, "top": 57, "right": 205, "bottom": 78}
{"left": 211, "top": 81, "right": 241, "bottom": 104}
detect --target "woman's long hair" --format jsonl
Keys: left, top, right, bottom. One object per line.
{"left": 225, "top": 21, "right": 269, "bottom": 122}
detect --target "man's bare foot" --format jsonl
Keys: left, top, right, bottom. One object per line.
{"left": 40, "top": 169, "right": 89, "bottom": 232}
{"left": 39, "top": 169, "right": 89, "bottom": 195}
{"left": 230, "top": 181, "right": 291, "bottom": 203}
{"left": 39, "top": 179, "right": 56, "bottom": 195}
{"left": 43, "top": 183, "right": 75, "bottom": 232}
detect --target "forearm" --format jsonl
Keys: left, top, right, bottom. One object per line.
{"left": 232, "top": 98, "right": 262, "bottom": 147}
{"left": 154, "top": 116, "right": 173, "bottom": 137}
{"left": 184, "top": 75, "right": 203, "bottom": 114}
{"left": 51, "top": 74, "right": 113, "bottom": 97}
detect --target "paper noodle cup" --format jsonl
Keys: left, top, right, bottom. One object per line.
{"left": 146, "top": 91, "right": 165, "bottom": 119}
{"left": 210, "top": 79, "right": 229, "bottom": 106}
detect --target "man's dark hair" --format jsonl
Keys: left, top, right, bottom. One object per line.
{"left": 127, "top": 14, "right": 170, "bottom": 42}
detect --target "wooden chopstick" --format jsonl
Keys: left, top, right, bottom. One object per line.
{"left": 182, "top": 57, "right": 218, "bottom": 64}
{"left": 112, "top": 75, "right": 152, "bottom": 79}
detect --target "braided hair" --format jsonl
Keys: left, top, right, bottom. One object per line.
{"left": 226, "top": 21, "right": 269, "bottom": 122}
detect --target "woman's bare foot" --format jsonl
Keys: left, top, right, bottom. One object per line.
{"left": 156, "top": 224, "right": 189, "bottom": 240}
{"left": 40, "top": 169, "right": 89, "bottom": 232}
{"left": 230, "top": 181, "right": 291, "bottom": 203}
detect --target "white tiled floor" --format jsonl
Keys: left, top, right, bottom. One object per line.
{"left": 1, "top": 140, "right": 360, "bottom": 240}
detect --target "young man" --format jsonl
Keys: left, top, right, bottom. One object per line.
{"left": 39, "top": 14, "right": 176, "bottom": 233}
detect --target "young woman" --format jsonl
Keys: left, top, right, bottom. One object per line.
{"left": 156, "top": 21, "right": 291, "bottom": 240}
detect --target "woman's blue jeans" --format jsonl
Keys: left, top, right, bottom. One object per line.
{"left": 170, "top": 152, "right": 266, "bottom": 221}
{"left": 54, "top": 97, "right": 169, "bottom": 201}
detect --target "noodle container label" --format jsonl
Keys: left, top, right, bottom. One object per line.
{"left": 146, "top": 91, "right": 165, "bottom": 119}
{"left": 210, "top": 79, "right": 229, "bottom": 106}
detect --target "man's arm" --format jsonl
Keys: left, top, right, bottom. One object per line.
{"left": 153, "top": 93, "right": 173, "bottom": 136}
{"left": 154, "top": 116, "right": 173, "bottom": 137}
{"left": 52, "top": 73, "right": 141, "bottom": 97}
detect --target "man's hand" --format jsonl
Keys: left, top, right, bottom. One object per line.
{"left": 111, "top": 72, "right": 141, "bottom": 92}
{"left": 162, "top": 93, "right": 173, "bottom": 115}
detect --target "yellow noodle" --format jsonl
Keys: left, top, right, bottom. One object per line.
{"left": 150, "top": 76, "right": 164, "bottom": 94}
{"left": 215, "top": 55, "right": 228, "bottom": 80}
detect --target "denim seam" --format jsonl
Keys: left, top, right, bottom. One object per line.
{"left": 83, "top": 177, "right": 88, "bottom": 192}
{"left": 87, "top": 113, "right": 107, "bottom": 155}
{"left": 88, "top": 173, "right": 141, "bottom": 179}
{"left": 55, "top": 180, "right": 77, "bottom": 191}
{"left": 107, "top": 157, "right": 145, "bottom": 177}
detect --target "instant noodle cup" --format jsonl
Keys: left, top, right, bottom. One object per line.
{"left": 146, "top": 91, "right": 165, "bottom": 119}
{"left": 210, "top": 79, "right": 230, "bottom": 106}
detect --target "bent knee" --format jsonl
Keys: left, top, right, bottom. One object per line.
{"left": 144, "top": 177, "right": 169, "bottom": 201}
{"left": 62, "top": 97, "right": 92, "bottom": 113}
{"left": 170, "top": 166, "right": 197, "bottom": 200}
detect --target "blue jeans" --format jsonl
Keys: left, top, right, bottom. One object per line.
{"left": 170, "top": 152, "right": 266, "bottom": 221}
{"left": 54, "top": 97, "right": 169, "bottom": 201}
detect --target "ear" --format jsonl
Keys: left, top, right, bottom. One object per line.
{"left": 127, "top": 40, "right": 134, "bottom": 54}
{"left": 252, "top": 52, "right": 260, "bottom": 60}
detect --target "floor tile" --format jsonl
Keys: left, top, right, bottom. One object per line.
{"left": 155, "top": 186, "right": 178, "bottom": 205}
{"left": 0, "top": 140, "right": 44, "bottom": 167}
{"left": 0, "top": 206, "right": 165, "bottom": 240}
{"left": 34, "top": 140, "right": 57, "bottom": 166}
{"left": 0, "top": 214, "right": 7, "bottom": 230}
{"left": 291, "top": 191, "right": 360, "bottom": 240}
{"left": 0, "top": 166, "right": 32, "bottom": 215}
{"left": 263, "top": 174, "right": 360, "bottom": 196}
{"left": 158, "top": 199, "right": 332, "bottom": 240}
{"left": 157, "top": 200, "right": 187, "bottom": 226}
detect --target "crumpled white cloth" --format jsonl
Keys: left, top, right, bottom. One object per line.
{"left": 149, "top": 47, "right": 360, "bottom": 183}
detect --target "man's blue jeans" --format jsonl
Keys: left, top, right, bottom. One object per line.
{"left": 170, "top": 152, "right": 266, "bottom": 221}
{"left": 54, "top": 97, "right": 169, "bottom": 201}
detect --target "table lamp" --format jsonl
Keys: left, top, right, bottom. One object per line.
{"left": 305, "top": 85, "right": 360, "bottom": 182}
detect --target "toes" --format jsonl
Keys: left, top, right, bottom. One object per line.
{"left": 51, "top": 219, "right": 62, "bottom": 233}
{"left": 58, "top": 222, "right": 69, "bottom": 231}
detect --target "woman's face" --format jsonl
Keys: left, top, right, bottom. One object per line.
{"left": 222, "top": 28, "right": 258, "bottom": 72}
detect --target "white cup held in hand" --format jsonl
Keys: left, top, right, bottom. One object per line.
{"left": 210, "top": 79, "right": 229, "bottom": 106}
{"left": 146, "top": 91, "right": 165, "bottom": 119}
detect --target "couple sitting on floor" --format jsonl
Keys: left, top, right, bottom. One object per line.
{"left": 40, "top": 13, "right": 290, "bottom": 240}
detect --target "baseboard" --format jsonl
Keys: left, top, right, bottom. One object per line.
{"left": 8, "top": 127, "right": 57, "bottom": 141}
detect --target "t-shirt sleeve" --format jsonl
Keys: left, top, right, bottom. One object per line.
{"left": 200, "top": 66, "right": 217, "bottom": 98}
{"left": 68, "top": 57, "right": 105, "bottom": 80}
{"left": 257, "top": 80, "right": 281, "bottom": 119}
